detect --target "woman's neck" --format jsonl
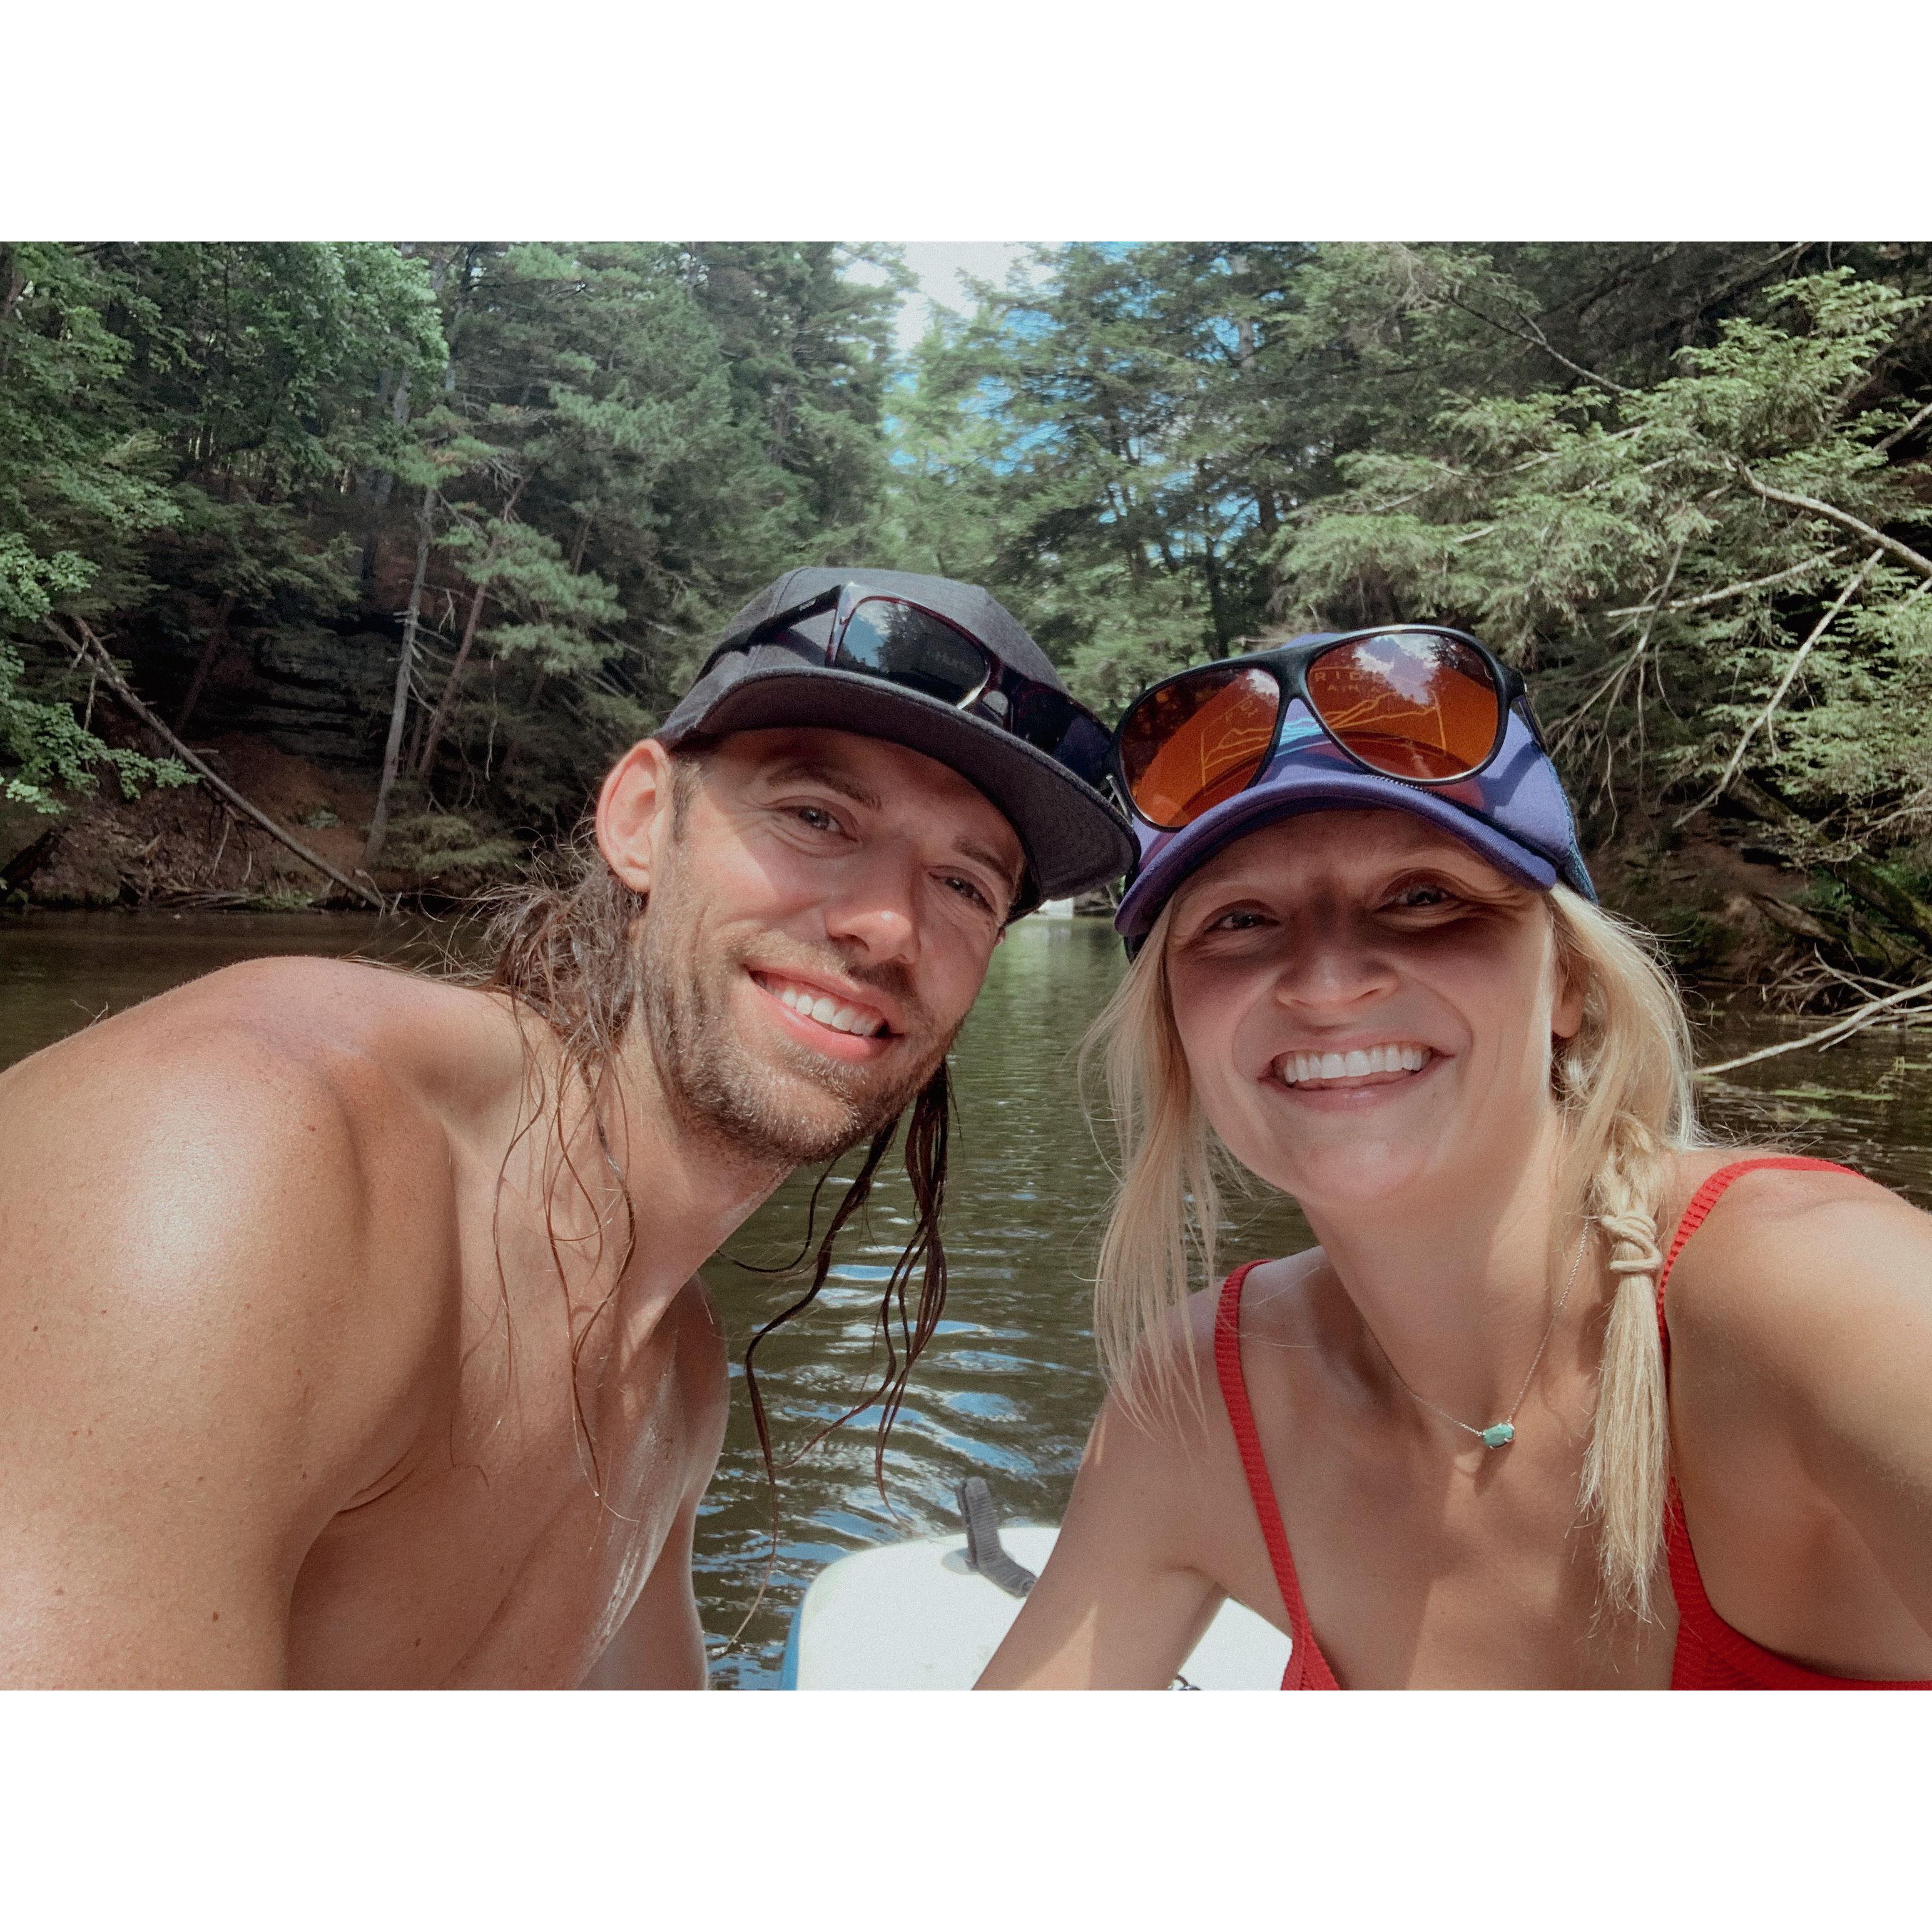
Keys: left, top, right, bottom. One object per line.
{"left": 1296, "top": 1112, "right": 1598, "bottom": 1431}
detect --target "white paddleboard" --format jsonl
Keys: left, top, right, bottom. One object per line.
{"left": 780, "top": 1524, "right": 1291, "bottom": 1689}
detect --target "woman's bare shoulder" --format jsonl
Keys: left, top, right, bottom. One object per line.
{"left": 1661, "top": 1145, "right": 1932, "bottom": 1368}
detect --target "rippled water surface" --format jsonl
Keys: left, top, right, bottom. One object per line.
{"left": 6, "top": 908, "right": 1931, "bottom": 1686}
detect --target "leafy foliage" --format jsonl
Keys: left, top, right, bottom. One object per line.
{"left": 882, "top": 242, "right": 1932, "bottom": 972}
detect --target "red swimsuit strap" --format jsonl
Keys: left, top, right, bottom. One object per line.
{"left": 1213, "top": 1264, "right": 1338, "bottom": 1690}
{"left": 1651, "top": 1155, "right": 1932, "bottom": 1688}
{"left": 1654, "top": 1157, "right": 1856, "bottom": 1366}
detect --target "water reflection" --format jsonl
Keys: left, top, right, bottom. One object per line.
{"left": 4, "top": 909, "right": 1930, "bottom": 1687}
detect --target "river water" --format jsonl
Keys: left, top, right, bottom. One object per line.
{"left": 5, "top": 909, "right": 1931, "bottom": 1686}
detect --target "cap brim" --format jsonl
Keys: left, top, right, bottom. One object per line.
{"left": 663, "top": 664, "right": 1135, "bottom": 905}
{"left": 1115, "top": 764, "right": 1558, "bottom": 938}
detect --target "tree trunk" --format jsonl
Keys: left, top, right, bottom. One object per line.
{"left": 358, "top": 369, "right": 413, "bottom": 587}
{"left": 414, "top": 577, "right": 487, "bottom": 779}
{"left": 1731, "top": 775, "right": 1932, "bottom": 960}
{"left": 1201, "top": 532, "right": 1234, "bottom": 655}
{"left": 364, "top": 489, "right": 434, "bottom": 869}
{"left": 413, "top": 474, "right": 528, "bottom": 781}
{"left": 173, "top": 591, "right": 236, "bottom": 733}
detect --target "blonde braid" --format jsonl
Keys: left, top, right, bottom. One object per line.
{"left": 1580, "top": 1121, "right": 1670, "bottom": 1621}
{"left": 1549, "top": 887, "right": 1702, "bottom": 1621}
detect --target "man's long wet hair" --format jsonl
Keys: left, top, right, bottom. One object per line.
{"left": 470, "top": 745, "right": 952, "bottom": 1522}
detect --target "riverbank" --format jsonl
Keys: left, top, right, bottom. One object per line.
{"left": 0, "top": 732, "right": 1866, "bottom": 1007}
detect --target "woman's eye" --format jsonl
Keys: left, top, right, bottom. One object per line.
{"left": 1208, "top": 908, "right": 1271, "bottom": 932}
{"left": 1389, "top": 883, "right": 1454, "bottom": 910}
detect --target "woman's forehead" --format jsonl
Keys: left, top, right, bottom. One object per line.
{"left": 1184, "top": 808, "right": 1510, "bottom": 891}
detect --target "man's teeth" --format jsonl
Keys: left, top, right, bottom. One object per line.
{"left": 1281, "top": 1044, "right": 1428, "bottom": 1085}
{"left": 771, "top": 981, "right": 885, "bottom": 1038}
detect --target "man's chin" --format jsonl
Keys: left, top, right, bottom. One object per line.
{"left": 674, "top": 1045, "right": 935, "bottom": 1169}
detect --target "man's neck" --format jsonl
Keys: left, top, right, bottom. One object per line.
{"left": 493, "top": 1012, "right": 790, "bottom": 1326}
{"left": 609, "top": 1040, "right": 791, "bottom": 1300}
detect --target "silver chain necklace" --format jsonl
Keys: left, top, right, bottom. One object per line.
{"left": 1368, "top": 1231, "right": 1590, "bottom": 1451}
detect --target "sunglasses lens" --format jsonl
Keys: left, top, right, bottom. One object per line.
{"left": 1305, "top": 632, "right": 1502, "bottom": 781}
{"left": 1007, "top": 688, "right": 1108, "bottom": 786}
{"left": 836, "top": 597, "right": 988, "bottom": 704}
{"left": 1119, "top": 666, "right": 1281, "bottom": 828}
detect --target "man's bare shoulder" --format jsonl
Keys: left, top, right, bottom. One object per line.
{"left": 0, "top": 957, "right": 519, "bottom": 1460}
{"left": 3, "top": 953, "right": 521, "bottom": 1172}
{"left": 664, "top": 1274, "right": 730, "bottom": 1472}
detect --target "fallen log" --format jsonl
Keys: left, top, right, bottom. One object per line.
{"left": 1697, "top": 974, "right": 1932, "bottom": 1078}
{"left": 46, "top": 618, "right": 386, "bottom": 913}
{"left": 1729, "top": 775, "right": 1932, "bottom": 958}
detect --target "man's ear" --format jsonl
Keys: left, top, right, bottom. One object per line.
{"left": 597, "top": 738, "right": 679, "bottom": 895}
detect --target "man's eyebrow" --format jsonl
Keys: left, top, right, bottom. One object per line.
{"left": 763, "top": 756, "right": 1020, "bottom": 899}
{"left": 761, "top": 758, "right": 883, "bottom": 812}
{"left": 952, "top": 835, "right": 1024, "bottom": 897}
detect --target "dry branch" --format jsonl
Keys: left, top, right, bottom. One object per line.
{"left": 48, "top": 619, "right": 385, "bottom": 912}
{"left": 1604, "top": 549, "right": 1846, "bottom": 619}
{"left": 1697, "top": 975, "right": 1932, "bottom": 1077}
{"left": 1739, "top": 469, "right": 1932, "bottom": 581}
{"left": 1874, "top": 397, "right": 1932, "bottom": 456}
{"left": 1673, "top": 548, "right": 1882, "bottom": 831}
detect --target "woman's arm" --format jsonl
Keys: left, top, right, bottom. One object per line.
{"left": 977, "top": 1388, "right": 1226, "bottom": 1689}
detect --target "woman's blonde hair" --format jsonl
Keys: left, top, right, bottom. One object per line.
{"left": 1087, "top": 881, "right": 1702, "bottom": 1620}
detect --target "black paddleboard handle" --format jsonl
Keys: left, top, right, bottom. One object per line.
{"left": 955, "top": 1477, "right": 1039, "bottom": 1599}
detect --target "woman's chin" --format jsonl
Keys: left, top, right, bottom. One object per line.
{"left": 1236, "top": 1140, "right": 1444, "bottom": 1215}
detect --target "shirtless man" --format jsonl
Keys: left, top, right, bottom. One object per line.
{"left": 0, "top": 568, "right": 1131, "bottom": 1688}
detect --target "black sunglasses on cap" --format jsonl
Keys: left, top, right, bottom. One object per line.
{"left": 700, "top": 581, "right": 1112, "bottom": 790}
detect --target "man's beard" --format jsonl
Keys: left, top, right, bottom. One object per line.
{"left": 636, "top": 873, "right": 955, "bottom": 1169}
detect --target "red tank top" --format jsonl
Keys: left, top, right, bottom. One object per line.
{"left": 1213, "top": 1156, "right": 1931, "bottom": 1689}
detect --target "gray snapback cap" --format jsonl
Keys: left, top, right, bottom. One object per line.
{"left": 658, "top": 567, "right": 1134, "bottom": 910}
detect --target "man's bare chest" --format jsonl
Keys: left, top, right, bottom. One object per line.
{"left": 281, "top": 1286, "right": 721, "bottom": 1688}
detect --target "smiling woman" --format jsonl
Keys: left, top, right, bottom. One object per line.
{"left": 977, "top": 632, "right": 1932, "bottom": 1692}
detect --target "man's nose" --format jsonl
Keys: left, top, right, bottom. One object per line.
{"left": 820, "top": 848, "right": 922, "bottom": 964}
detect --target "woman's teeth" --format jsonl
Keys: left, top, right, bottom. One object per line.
{"left": 769, "top": 979, "right": 886, "bottom": 1039}
{"left": 1279, "top": 1044, "right": 1429, "bottom": 1087}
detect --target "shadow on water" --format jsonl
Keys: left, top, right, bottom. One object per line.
{"left": 6, "top": 908, "right": 1932, "bottom": 1686}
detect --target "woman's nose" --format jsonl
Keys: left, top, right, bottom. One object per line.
{"left": 1269, "top": 929, "right": 1396, "bottom": 1012}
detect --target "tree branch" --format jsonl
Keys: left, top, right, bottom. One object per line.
{"left": 1604, "top": 549, "right": 1846, "bottom": 618}
{"left": 1697, "top": 974, "right": 1932, "bottom": 1077}
{"left": 1874, "top": 396, "right": 1932, "bottom": 456}
{"left": 1435, "top": 287, "right": 1641, "bottom": 399}
{"left": 47, "top": 619, "right": 385, "bottom": 912}
{"left": 1672, "top": 549, "right": 1882, "bottom": 831}
{"left": 1738, "top": 468, "right": 1932, "bottom": 580}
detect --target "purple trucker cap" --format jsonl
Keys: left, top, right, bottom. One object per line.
{"left": 1114, "top": 686, "right": 1595, "bottom": 945}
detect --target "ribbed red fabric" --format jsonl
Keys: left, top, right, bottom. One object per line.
{"left": 1212, "top": 1158, "right": 1931, "bottom": 1689}
{"left": 1657, "top": 1158, "right": 1929, "bottom": 1689}
{"left": 1213, "top": 1262, "right": 1335, "bottom": 1690}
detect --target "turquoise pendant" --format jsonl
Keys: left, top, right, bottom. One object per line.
{"left": 1480, "top": 1422, "right": 1515, "bottom": 1449}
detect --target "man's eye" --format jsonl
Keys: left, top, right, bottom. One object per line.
{"left": 792, "top": 805, "right": 843, "bottom": 834}
{"left": 943, "top": 875, "right": 995, "bottom": 915}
